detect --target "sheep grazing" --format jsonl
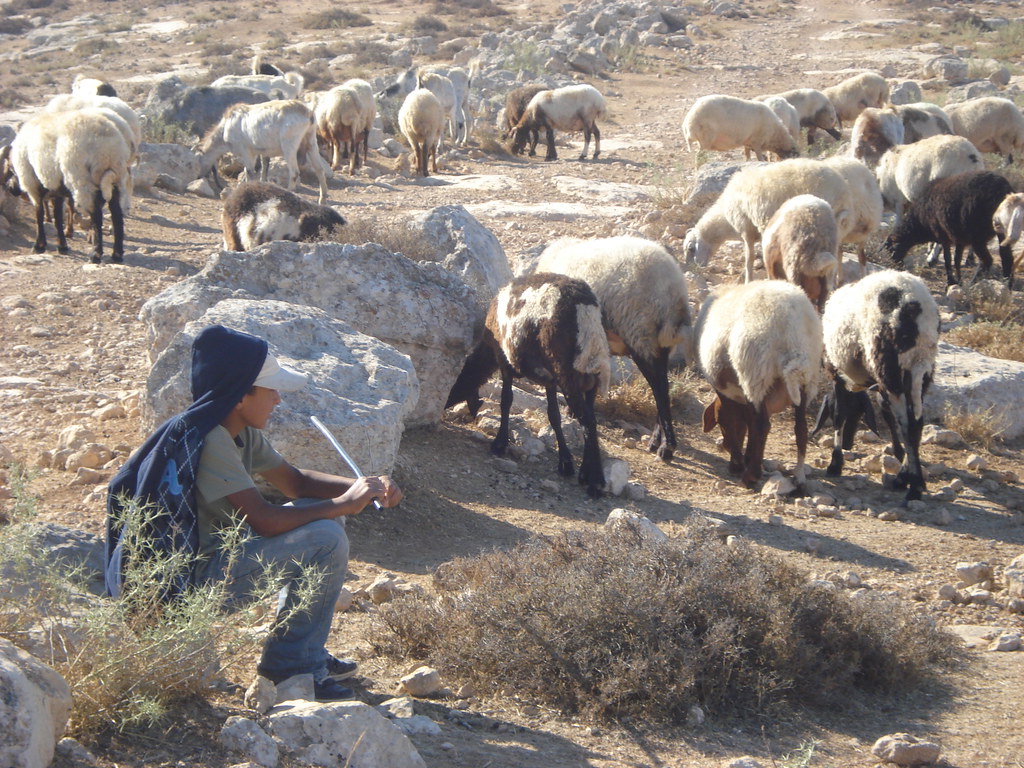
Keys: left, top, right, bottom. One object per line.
{"left": 897, "top": 102, "right": 953, "bottom": 143}
{"left": 6, "top": 109, "right": 131, "bottom": 263}
{"left": 758, "top": 95, "right": 802, "bottom": 145}
{"left": 510, "top": 84, "right": 606, "bottom": 161}
{"left": 251, "top": 54, "right": 284, "bottom": 78}
{"left": 761, "top": 194, "right": 839, "bottom": 311}
{"left": 850, "top": 107, "right": 905, "bottom": 169}
{"left": 682, "top": 94, "right": 799, "bottom": 162}
{"left": 683, "top": 158, "right": 851, "bottom": 283}
{"left": 221, "top": 180, "right": 345, "bottom": 251}
{"left": 536, "top": 235, "right": 691, "bottom": 462}
{"left": 946, "top": 96, "right": 1024, "bottom": 166}
{"left": 45, "top": 94, "right": 142, "bottom": 166}
{"left": 416, "top": 71, "right": 458, "bottom": 151}
{"left": 210, "top": 71, "right": 305, "bottom": 100}
{"left": 71, "top": 74, "right": 117, "bottom": 98}
{"left": 993, "top": 192, "right": 1024, "bottom": 251}
{"left": 398, "top": 88, "right": 445, "bottom": 177}
{"left": 446, "top": 273, "right": 611, "bottom": 497}
{"left": 875, "top": 134, "right": 983, "bottom": 225}
{"left": 431, "top": 65, "right": 473, "bottom": 145}
{"left": 197, "top": 99, "right": 331, "bottom": 204}
{"left": 143, "top": 75, "right": 270, "bottom": 138}
{"left": 774, "top": 88, "right": 842, "bottom": 144}
{"left": 315, "top": 79, "right": 376, "bottom": 174}
{"left": 697, "top": 281, "right": 823, "bottom": 490}
{"left": 822, "top": 71, "right": 889, "bottom": 129}
{"left": 503, "top": 83, "right": 547, "bottom": 151}
{"left": 815, "top": 270, "right": 938, "bottom": 503}
{"left": 885, "top": 170, "right": 1020, "bottom": 287}
{"left": 822, "top": 155, "right": 884, "bottom": 276}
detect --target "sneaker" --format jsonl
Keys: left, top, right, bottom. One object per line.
{"left": 314, "top": 678, "right": 355, "bottom": 702}
{"left": 325, "top": 654, "right": 359, "bottom": 681}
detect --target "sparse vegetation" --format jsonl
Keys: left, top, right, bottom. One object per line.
{"left": 409, "top": 14, "right": 449, "bottom": 36}
{"left": 946, "top": 320, "right": 1024, "bottom": 363}
{"left": 431, "top": 0, "right": 509, "bottom": 17}
{"left": 374, "top": 528, "right": 960, "bottom": 723}
{"left": 304, "top": 8, "right": 372, "bottom": 30}
{"left": 72, "top": 38, "right": 114, "bottom": 57}
{"left": 330, "top": 217, "right": 445, "bottom": 262}
{"left": 943, "top": 402, "right": 1008, "bottom": 450}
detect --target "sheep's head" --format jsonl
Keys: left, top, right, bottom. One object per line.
{"left": 993, "top": 192, "right": 1024, "bottom": 247}
{"left": 0, "top": 144, "right": 20, "bottom": 197}
{"left": 509, "top": 124, "right": 531, "bottom": 156}
{"left": 682, "top": 229, "right": 710, "bottom": 265}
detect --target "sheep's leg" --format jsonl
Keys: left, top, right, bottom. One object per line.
{"left": 89, "top": 188, "right": 104, "bottom": 264}
{"left": 743, "top": 234, "right": 758, "bottom": 283}
{"left": 741, "top": 403, "right": 772, "bottom": 488}
{"left": 972, "top": 240, "right": 995, "bottom": 281}
{"left": 543, "top": 127, "right": 557, "bottom": 161}
{"left": 889, "top": 380, "right": 926, "bottom": 502}
{"left": 32, "top": 200, "right": 48, "bottom": 253}
{"left": 429, "top": 143, "right": 437, "bottom": 175}
{"left": 546, "top": 383, "right": 575, "bottom": 478}
{"left": 529, "top": 129, "right": 539, "bottom": 157}
{"left": 998, "top": 242, "right": 1015, "bottom": 288}
{"left": 944, "top": 244, "right": 958, "bottom": 286}
{"left": 490, "top": 366, "right": 515, "bottom": 458}
{"left": 575, "top": 386, "right": 605, "bottom": 497}
{"left": 109, "top": 184, "right": 124, "bottom": 264}
{"left": 51, "top": 195, "right": 70, "bottom": 255}
{"left": 591, "top": 123, "right": 600, "bottom": 160}
{"left": 878, "top": 392, "right": 906, "bottom": 463}
{"left": 579, "top": 126, "right": 590, "bottom": 161}
{"left": 63, "top": 198, "right": 74, "bottom": 239}
{"left": 634, "top": 348, "right": 676, "bottom": 462}
{"left": 792, "top": 390, "right": 809, "bottom": 491}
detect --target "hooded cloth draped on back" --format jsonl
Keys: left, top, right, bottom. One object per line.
{"left": 104, "top": 326, "right": 267, "bottom": 598}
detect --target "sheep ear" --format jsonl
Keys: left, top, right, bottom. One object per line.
{"left": 701, "top": 398, "right": 720, "bottom": 433}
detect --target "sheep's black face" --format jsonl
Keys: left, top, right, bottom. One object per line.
{"left": 510, "top": 127, "right": 528, "bottom": 156}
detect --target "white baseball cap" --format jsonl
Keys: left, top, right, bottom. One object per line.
{"left": 253, "top": 352, "right": 308, "bottom": 392}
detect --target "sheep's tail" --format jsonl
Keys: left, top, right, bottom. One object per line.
{"left": 574, "top": 303, "right": 611, "bottom": 397}
{"left": 782, "top": 354, "right": 816, "bottom": 409}
{"left": 997, "top": 193, "right": 1024, "bottom": 247}
{"left": 99, "top": 169, "right": 117, "bottom": 203}
{"left": 285, "top": 71, "right": 304, "bottom": 91}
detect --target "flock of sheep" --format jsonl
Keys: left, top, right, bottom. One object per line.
{"left": 0, "top": 60, "right": 1021, "bottom": 505}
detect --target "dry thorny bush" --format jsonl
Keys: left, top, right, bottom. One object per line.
{"left": 371, "top": 526, "right": 961, "bottom": 724}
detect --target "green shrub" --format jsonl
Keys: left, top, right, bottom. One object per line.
{"left": 373, "top": 528, "right": 960, "bottom": 723}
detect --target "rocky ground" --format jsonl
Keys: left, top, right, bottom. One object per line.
{"left": 2, "top": 0, "right": 1024, "bottom": 766}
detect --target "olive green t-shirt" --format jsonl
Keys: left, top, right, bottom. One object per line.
{"left": 195, "top": 425, "right": 284, "bottom": 560}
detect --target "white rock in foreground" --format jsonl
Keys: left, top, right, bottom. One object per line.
{"left": 871, "top": 732, "right": 941, "bottom": 766}
{"left": 0, "top": 638, "right": 72, "bottom": 768}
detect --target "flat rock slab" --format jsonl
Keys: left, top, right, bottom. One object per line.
{"left": 553, "top": 175, "right": 655, "bottom": 203}
{"left": 463, "top": 200, "right": 632, "bottom": 220}
{"left": 928, "top": 342, "right": 1024, "bottom": 440}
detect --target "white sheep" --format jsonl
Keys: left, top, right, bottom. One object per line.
{"left": 816, "top": 270, "right": 938, "bottom": 503}
{"left": 850, "top": 107, "right": 905, "bottom": 169}
{"left": 682, "top": 158, "right": 852, "bottom": 283}
{"left": 993, "top": 192, "right": 1024, "bottom": 250}
{"left": 761, "top": 194, "right": 839, "bottom": 311}
{"left": 45, "top": 93, "right": 141, "bottom": 161}
{"left": 822, "top": 71, "right": 889, "bottom": 128}
{"left": 758, "top": 95, "right": 802, "bottom": 145}
{"left": 5, "top": 109, "right": 131, "bottom": 263}
{"left": 946, "top": 96, "right": 1024, "bottom": 166}
{"left": 221, "top": 180, "right": 346, "bottom": 251}
{"left": 822, "top": 155, "right": 884, "bottom": 276}
{"left": 416, "top": 71, "right": 458, "bottom": 152}
{"left": 399, "top": 88, "right": 445, "bottom": 177}
{"left": 536, "top": 235, "right": 691, "bottom": 462}
{"left": 210, "top": 71, "right": 305, "bottom": 100}
{"left": 71, "top": 74, "right": 117, "bottom": 97}
{"left": 315, "top": 79, "right": 376, "bottom": 174}
{"left": 682, "top": 94, "right": 798, "bottom": 161}
{"left": 196, "top": 99, "right": 331, "bottom": 204}
{"left": 896, "top": 102, "right": 953, "bottom": 143}
{"left": 875, "top": 134, "right": 983, "bottom": 224}
{"left": 510, "top": 84, "right": 606, "bottom": 161}
{"left": 697, "top": 280, "right": 823, "bottom": 490}
{"left": 774, "top": 88, "right": 842, "bottom": 144}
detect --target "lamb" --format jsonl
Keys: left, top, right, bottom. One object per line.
{"left": 884, "top": 170, "right": 1020, "bottom": 288}
{"left": 774, "top": 88, "right": 842, "bottom": 144}
{"left": 4, "top": 109, "right": 131, "bottom": 263}
{"left": 210, "top": 71, "right": 305, "bottom": 100}
{"left": 822, "top": 71, "right": 889, "bottom": 129}
{"left": 682, "top": 158, "right": 851, "bottom": 283}
{"left": 761, "top": 194, "right": 839, "bottom": 311}
{"left": 143, "top": 75, "right": 269, "bottom": 138}
{"left": 897, "top": 102, "right": 953, "bottom": 143}
{"left": 758, "top": 95, "right": 802, "bottom": 145}
{"left": 196, "top": 99, "right": 331, "bottom": 204}
{"left": 993, "top": 192, "right": 1024, "bottom": 251}
{"left": 510, "top": 84, "right": 606, "bottom": 161}
{"left": 875, "top": 134, "right": 983, "bottom": 224}
{"left": 536, "top": 235, "right": 691, "bottom": 462}
{"left": 398, "top": 88, "right": 445, "bottom": 177}
{"left": 503, "top": 83, "right": 548, "bottom": 152}
{"left": 946, "top": 96, "right": 1024, "bottom": 166}
{"left": 445, "top": 272, "right": 611, "bottom": 497}
{"left": 696, "top": 281, "right": 823, "bottom": 490}
{"left": 221, "top": 180, "right": 346, "bottom": 251}
{"left": 822, "top": 155, "right": 884, "bottom": 275}
{"left": 424, "top": 66, "right": 473, "bottom": 145}
{"left": 850, "top": 107, "right": 905, "bottom": 169}
{"left": 682, "top": 94, "right": 799, "bottom": 162}
{"left": 71, "top": 74, "right": 117, "bottom": 98}
{"left": 416, "top": 71, "right": 458, "bottom": 151}
{"left": 814, "top": 270, "right": 938, "bottom": 503}
{"left": 315, "top": 79, "right": 376, "bottom": 174}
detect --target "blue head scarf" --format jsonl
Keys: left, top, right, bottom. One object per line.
{"left": 104, "top": 326, "right": 268, "bottom": 598}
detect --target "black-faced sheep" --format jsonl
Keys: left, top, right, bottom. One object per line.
{"left": 72, "top": 74, "right": 117, "bottom": 98}
{"left": 815, "top": 270, "right": 938, "bottom": 503}
{"left": 5, "top": 109, "right": 131, "bottom": 263}
{"left": 884, "top": 170, "right": 1020, "bottom": 288}
{"left": 697, "top": 281, "right": 823, "bottom": 491}
{"left": 536, "top": 235, "right": 691, "bottom": 462}
{"left": 252, "top": 54, "right": 285, "bottom": 77}
{"left": 682, "top": 94, "right": 799, "bottom": 162}
{"left": 221, "top": 180, "right": 346, "bottom": 251}
{"left": 197, "top": 99, "right": 331, "bottom": 204}
{"left": 897, "top": 102, "right": 953, "bottom": 143}
{"left": 946, "top": 96, "right": 1024, "bottom": 166}
{"left": 446, "top": 272, "right": 611, "bottom": 498}
{"left": 761, "top": 194, "right": 839, "bottom": 311}
{"left": 775, "top": 88, "right": 842, "bottom": 144}
{"left": 682, "top": 158, "right": 851, "bottom": 283}
{"left": 503, "top": 84, "right": 548, "bottom": 148}
{"left": 823, "top": 71, "right": 889, "bottom": 129}
{"left": 143, "top": 76, "right": 270, "bottom": 138}
{"left": 510, "top": 84, "right": 606, "bottom": 161}
{"left": 399, "top": 87, "right": 445, "bottom": 177}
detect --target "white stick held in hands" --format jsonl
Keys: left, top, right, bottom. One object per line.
{"left": 310, "top": 415, "right": 383, "bottom": 510}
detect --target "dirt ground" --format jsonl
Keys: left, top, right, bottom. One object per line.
{"left": 2, "top": 0, "right": 1024, "bottom": 766}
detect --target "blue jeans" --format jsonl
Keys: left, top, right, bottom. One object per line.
{"left": 198, "top": 515, "right": 348, "bottom": 683}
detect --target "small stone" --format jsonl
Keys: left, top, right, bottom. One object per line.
{"left": 244, "top": 676, "right": 277, "bottom": 714}
{"left": 805, "top": 536, "right": 821, "bottom": 554}
{"left": 540, "top": 479, "right": 559, "bottom": 492}
{"left": 768, "top": 514, "right": 783, "bottom": 526}
{"left": 760, "top": 473, "right": 795, "bottom": 497}
{"left": 938, "top": 584, "right": 961, "bottom": 602}
{"left": 626, "top": 482, "right": 647, "bottom": 501}
{"left": 871, "top": 732, "right": 941, "bottom": 766}
{"left": 334, "top": 587, "right": 354, "bottom": 612}
{"left": 882, "top": 454, "right": 902, "bottom": 474}
{"left": 878, "top": 509, "right": 900, "bottom": 522}
{"left": 955, "top": 561, "right": 993, "bottom": 587}
{"left": 400, "top": 666, "right": 444, "bottom": 697}
{"left": 492, "top": 457, "right": 518, "bottom": 473}
{"left": 988, "top": 633, "right": 1021, "bottom": 652}
{"left": 965, "top": 454, "right": 988, "bottom": 472}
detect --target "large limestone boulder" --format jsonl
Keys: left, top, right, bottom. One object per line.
{"left": 139, "top": 241, "right": 479, "bottom": 426}
{"left": 927, "top": 342, "right": 1024, "bottom": 440}
{"left": 269, "top": 700, "right": 426, "bottom": 768}
{"left": 0, "top": 638, "right": 72, "bottom": 768}
{"left": 133, "top": 142, "right": 203, "bottom": 193}
{"left": 145, "top": 300, "right": 418, "bottom": 477}
{"left": 406, "top": 205, "right": 512, "bottom": 315}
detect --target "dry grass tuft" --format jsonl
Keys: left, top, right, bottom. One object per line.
{"left": 946, "top": 320, "right": 1024, "bottom": 363}
{"left": 942, "top": 403, "right": 1008, "bottom": 451}
{"left": 330, "top": 216, "right": 444, "bottom": 263}
{"left": 373, "top": 528, "right": 960, "bottom": 723}
{"left": 305, "top": 9, "right": 372, "bottom": 30}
